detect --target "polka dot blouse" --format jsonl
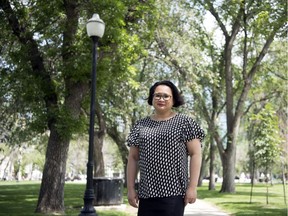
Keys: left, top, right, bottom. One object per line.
{"left": 127, "top": 113, "right": 205, "bottom": 199}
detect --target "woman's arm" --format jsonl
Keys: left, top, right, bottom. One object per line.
{"left": 184, "top": 139, "right": 202, "bottom": 206}
{"left": 127, "top": 146, "right": 140, "bottom": 208}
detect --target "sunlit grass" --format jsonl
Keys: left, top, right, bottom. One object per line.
{"left": 197, "top": 183, "right": 287, "bottom": 216}
{"left": 0, "top": 181, "right": 128, "bottom": 216}
{"left": 0, "top": 181, "right": 287, "bottom": 215}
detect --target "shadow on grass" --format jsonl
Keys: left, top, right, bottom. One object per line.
{"left": 0, "top": 182, "right": 40, "bottom": 216}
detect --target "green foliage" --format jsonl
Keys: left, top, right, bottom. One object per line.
{"left": 249, "top": 103, "right": 283, "bottom": 169}
{"left": 0, "top": 0, "right": 287, "bottom": 209}
{"left": 0, "top": 0, "right": 158, "bottom": 146}
{"left": 53, "top": 107, "right": 87, "bottom": 139}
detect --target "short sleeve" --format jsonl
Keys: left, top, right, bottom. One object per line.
{"left": 126, "top": 121, "right": 141, "bottom": 147}
{"left": 183, "top": 116, "right": 205, "bottom": 143}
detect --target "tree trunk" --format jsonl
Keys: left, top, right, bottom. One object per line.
{"left": 209, "top": 137, "right": 216, "bottom": 190}
{"left": 35, "top": 78, "right": 87, "bottom": 214}
{"left": 35, "top": 128, "right": 69, "bottom": 213}
{"left": 220, "top": 137, "right": 236, "bottom": 193}
{"left": 93, "top": 100, "right": 106, "bottom": 177}
{"left": 107, "top": 125, "right": 129, "bottom": 184}
{"left": 94, "top": 132, "right": 105, "bottom": 177}
{"left": 198, "top": 142, "right": 209, "bottom": 187}
{"left": 198, "top": 155, "right": 207, "bottom": 187}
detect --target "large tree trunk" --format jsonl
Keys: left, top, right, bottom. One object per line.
{"left": 220, "top": 138, "right": 236, "bottom": 193}
{"left": 35, "top": 128, "right": 69, "bottom": 213}
{"left": 36, "top": 80, "right": 87, "bottom": 213}
{"left": 93, "top": 100, "right": 106, "bottom": 177}
{"left": 94, "top": 132, "right": 105, "bottom": 177}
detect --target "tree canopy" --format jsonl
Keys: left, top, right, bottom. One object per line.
{"left": 0, "top": 0, "right": 286, "bottom": 214}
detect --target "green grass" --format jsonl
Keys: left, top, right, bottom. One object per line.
{"left": 0, "top": 181, "right": 128, "bottom": 216}
{"left": 0, "top": 181, "right": 287, "bottom": 216}
{"left": 197, "top": 183, "right": 288, "bottom": 216}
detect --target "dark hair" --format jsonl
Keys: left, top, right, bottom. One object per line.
{"left": 147, "top": 80, "right": 185, "bottom": 107}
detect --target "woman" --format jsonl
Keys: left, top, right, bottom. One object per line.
{"left": 126, "top": 80, "right": 204, "bottom": 216}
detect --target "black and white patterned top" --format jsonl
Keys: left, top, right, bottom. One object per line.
{"left": 127, "top": 113, "right": 205, "bottom": 199}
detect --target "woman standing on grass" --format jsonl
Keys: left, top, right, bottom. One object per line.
{"left": 126, "top": 80, "right": 204, "bottom": 216}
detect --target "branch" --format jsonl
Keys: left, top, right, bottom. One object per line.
{"left": 235, "top": 18, "right": 286, "bottom": 122}
{"left": 214, "top": 129, "right": 226, "bottom": 154}
{"left": 155, "top": 31, "right": 188, "bottom": 78}
{"left": 269, "top": 70, "right": 288, "bottom": 81}
{"left": 242, "top": 2, "right": 248, "bottom": 80}
{"left": 243, "top": 91, "right": 279, "bottom": 116}
{"left": 204, "top": 0, "right": 229, "bottom": 38}
{"left": 107, "top": 125, "right": 129, "bottom": 162}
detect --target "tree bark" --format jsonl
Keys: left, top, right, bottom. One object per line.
{"left": 93, "top": 100, "right": 106, "bottom": 177}
{"left": 220, "top": 138, "right": 237, "bottom": 193}
{"left": 94, "top": 132, "right": 105, "bottom": 177}
{"left": 198, "top": 154, "right": 208, "bottom": 187}
{"left": 35, "top": 128, "right": 69, "bottom": 213}
{"left": 209, "top": 137, "right": 216, "bottom": 190}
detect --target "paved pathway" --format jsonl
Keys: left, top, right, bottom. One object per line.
{"left": 184, "top": 199, "right": 230, "bottom": 216}
{"left": 95, "top": 199, "right": 231, "bottom": 216}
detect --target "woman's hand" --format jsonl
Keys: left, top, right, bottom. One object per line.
{"left": 127, "top": 188, "right": 139, "bottom": 208}
{"left": 184, "top": 186, "right": 197, "bottom": 206}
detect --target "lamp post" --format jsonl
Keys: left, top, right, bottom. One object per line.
{"left": 79, "top": 14, "right": 105, "bottom": 216}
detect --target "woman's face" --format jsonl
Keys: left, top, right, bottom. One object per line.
{"left": 152, "top": 85, "right": 174, "bottom": 113}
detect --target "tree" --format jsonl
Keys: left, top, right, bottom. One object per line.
{"left": 190, "top": 0, "right": 286, "bottom": 192}
{"left": 251, "top": 106, "right": 281, "bottom": 172}
{"left": 0, "top": 0, "right": 157, "bottom": 214}
{"left": 140, "top": 0, "right": 286, "bottom": 194}
{"left": 1, "top": 1, "right": 86, "bottom": 212}
{"left": 249, "top": 103, "right": 283, "bottom": 204}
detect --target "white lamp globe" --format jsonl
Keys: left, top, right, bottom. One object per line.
{"left": 86, "top": 14, "right": 105, "bottom": 38}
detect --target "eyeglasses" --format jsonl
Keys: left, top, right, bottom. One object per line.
{"left": 153, "top": 93, "right": 172, "bottom": 101}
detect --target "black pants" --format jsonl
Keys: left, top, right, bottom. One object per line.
{"left": 138, "top": 196, "right": 185, "bottom": 216}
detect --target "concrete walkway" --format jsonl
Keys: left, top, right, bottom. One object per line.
{"left": 95, "top": 199, "right": 231, "bottom": 216}
{"left": 184, "top": 199, "right": 230, "bottom": 216}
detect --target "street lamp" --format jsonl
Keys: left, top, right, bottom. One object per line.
{"left": 79, "top": 13, "right": 105, "bottom": 216}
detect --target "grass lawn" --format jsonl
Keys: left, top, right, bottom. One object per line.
{"left": 0, "top": 181, "right": 128, "bottom": 216}
{"left": 0, "top": 181, "right": 287, "bottom": 215}
{"left": 197, "top": 183, "right": 287, "bottom": 216}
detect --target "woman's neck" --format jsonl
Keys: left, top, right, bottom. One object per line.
{"left": 152, "top": 111, "right": 175, "bottom": 121}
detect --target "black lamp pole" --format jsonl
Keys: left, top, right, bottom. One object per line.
{"left": 79, "top": 36, "right": 99, "bottom": 216}
{"left": 79, "top": 13, "right": 105, "bottom": 216}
